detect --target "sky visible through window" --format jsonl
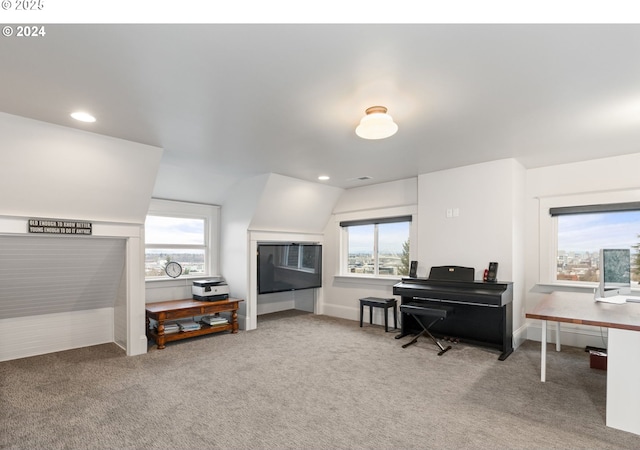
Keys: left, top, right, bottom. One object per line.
{"left": 558, "top": 211, "right": 640, "bottom": 253}
{"left": 348, "top": 222, "right": 409, "bottom": 255}
{"left": 145, "top": 216, "right": 205, "bottom": 246}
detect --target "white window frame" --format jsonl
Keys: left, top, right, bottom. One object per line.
{"left": 538, "top": 189, "right": 640, "bottom": 288}
{"left": 145, "top": 198, "right": 220, "bottom": 280}
{"left": 338, "top": 206, "right": 416, "bottom": 279}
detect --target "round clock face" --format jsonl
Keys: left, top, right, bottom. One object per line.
{"left": 165, "top": 261, "right": 182, "bottom": 278}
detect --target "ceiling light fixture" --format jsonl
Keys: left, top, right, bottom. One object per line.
{"left": 318, "top": 175, "right": 330, "bottom": 181}
{"left": 355, "top": 106, "right": 398, "bottom": 140}
{"left": 70, "top": 111, "right": 96, "bottom": 123}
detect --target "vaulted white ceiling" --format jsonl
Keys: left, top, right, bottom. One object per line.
{"left": 2, "top": 24, "right": 640, "bottom": 203}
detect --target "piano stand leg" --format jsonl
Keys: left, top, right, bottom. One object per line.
{"left": 401, "top": 316, "right": 452, "bottom": 356}
{"left": 401, "top": 334, "right": 421, "bottom": 348}
{"left": 395, "top": 331, "right": 410, "bottom": 340}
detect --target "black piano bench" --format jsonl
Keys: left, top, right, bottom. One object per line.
{"left": 400, "top": 304, "right": 453, "bottom": 356}
{"left": 359, "top": 297, "right": 397, "bottom": 332}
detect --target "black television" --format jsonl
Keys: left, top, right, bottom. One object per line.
{"left": 257, "top": 243, "right": 322, "bottom": 294}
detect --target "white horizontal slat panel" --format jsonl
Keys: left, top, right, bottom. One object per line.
{"left": 0, "top": 308, "right": 114, "bottom": 362}
{"left": 0, "top": 235, "right": 125, "bottom": 319}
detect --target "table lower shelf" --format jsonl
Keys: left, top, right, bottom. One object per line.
{"left": 148, "top": 322, "right": 233, "bottom": 346}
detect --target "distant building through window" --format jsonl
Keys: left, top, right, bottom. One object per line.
{"left": 144, "top": 199, "right": 219, "bottom": 280}
{"left": 343, "top": 218, "right": 411, "bottom": 277}
{"left": 144, "top": 215, "right": 207, "bottom": 278}
{"left": 556, "top": 210, "right": 640, "bottom": 284}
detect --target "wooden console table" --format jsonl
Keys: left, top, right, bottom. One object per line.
{"left": 146, "top": 298, "right": 242, "bottom": 349}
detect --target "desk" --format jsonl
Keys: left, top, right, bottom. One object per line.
{"left": 526, "top": 291, "right": 640, "bottom": 435}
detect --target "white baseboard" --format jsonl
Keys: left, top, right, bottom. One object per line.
{"left": 322, "top": 303, "right": 361, "bottom": 323}
{"left": 257, "top": 299, "right": 295, "bottom": 316}
{"left": 525, "top": 321, "right": 608, "bottom": 349}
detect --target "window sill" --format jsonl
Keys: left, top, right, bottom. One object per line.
{"left": 145, "top": 276, "right": 211, "bottom": 288}
{"left": 533, "top": 283, "right": 640, "bottom": 295}
{"left": 333, "top": 275, "right": 401, "bottom": 286}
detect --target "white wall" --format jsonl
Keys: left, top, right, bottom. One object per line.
{"left": 0, "top": 219, "right": 146, "bottom": 361}
{"left": 322, "top": 164, "right": 526, "bottom": 341}
{"left": 418, "top": 160, "right": 520, "bottom": 280}
{"left": 222, "top": 172, "right": 339, "bottom": 329}
{"left": 524, "top": 152, "right": 640, "bottom": 348}
{"left": 152, "top": 152, "right": 246, "bottom": 206}
{"left": 332, "top": 177, "right": 418, "bottom": 214}
{"left": 250, "top": 173, "right": 343, "bottom": 233}
{"left": 0, "top": 113, "right": 160, "bottom": 360}
{"left": 0, "top": 112, "right": 162, "bottom": 223}
{"left": 220, "top": 174, "right": 270, "bottom": 329}
{"left": 322, "top": 178, "right": 418, "bottom": 323}
{"left": 417, "top": 159, "right": 526, "bottom": 343}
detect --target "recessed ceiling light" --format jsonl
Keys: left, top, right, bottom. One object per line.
{"left": 70, "top": 112, "right": 96, "bottom": 123}
{"left": 318, "top": 175, "right": 330, "bottom": 181}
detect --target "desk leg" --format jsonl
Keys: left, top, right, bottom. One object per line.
{"left": 555, "top": 322, "right": 561, "bottom": 351}
{"left": 541, "top": 320, "right": 547, "bottom": 382}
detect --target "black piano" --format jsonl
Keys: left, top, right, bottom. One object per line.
{"left": 393, "top": 271, "right": 514, "bottom": 360}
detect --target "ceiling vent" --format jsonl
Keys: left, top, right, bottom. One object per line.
{"left": 347, "top": 176, "right": 373, "bottom": 182}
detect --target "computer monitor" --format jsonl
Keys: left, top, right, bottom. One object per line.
{"left": 598, "top": 248, "right": 631, "bottom": 298}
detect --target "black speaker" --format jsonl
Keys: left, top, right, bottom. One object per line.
{"left": 487, "top": 262, "right": 498, "bottom": 282}
{"left": 409, "top": 261, "right": 418, "bottom": 278}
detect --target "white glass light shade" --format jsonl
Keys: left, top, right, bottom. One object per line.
{"left": 355, "top": 106, "right": 398, "bottom": 140}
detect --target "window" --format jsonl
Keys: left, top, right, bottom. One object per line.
{"left": 340, "top": 216, "right": 411, "bottom": 277}
{"left": 550, "top": 202, "right": 640, "bottom": 285}
{"left": 145, "top": 199, "right": 219, "bottom": 279}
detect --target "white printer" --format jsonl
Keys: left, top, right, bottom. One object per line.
{"left": 192, "top": 277, "right": 230, "bottom": 301}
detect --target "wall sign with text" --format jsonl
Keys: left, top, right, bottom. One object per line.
{"left": 28, "top": 218, "right": 92, "bottom": 235}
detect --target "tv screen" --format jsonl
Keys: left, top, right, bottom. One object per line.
{"left": 257, "top": 244, "right": 322, "bottom": 294}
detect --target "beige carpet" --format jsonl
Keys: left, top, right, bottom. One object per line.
{"left": 1, "top": 310, "right": 638, "bottom": 449}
